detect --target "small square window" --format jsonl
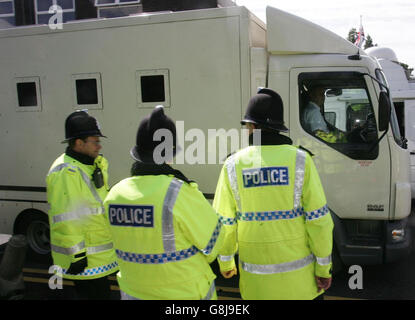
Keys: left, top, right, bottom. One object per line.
{"left": 95, "top": 0, "right": 141, "bottom": 6}
{"left": 56, "top": 0, "right": 74, "bottom": 10}
{"left": 136, "top": 69, "right": 170, "bottom": 108}
{"left": 98, "top": 5, "right": 142, "bottom": 18}
{"left": 15, "top": 77, "right": 42, "bottom": 112}
{"left": 141, "top": 75, "right": 165, "bottom": 103}
{"left": 72, "top": 73, "right": 103, "bottom": 110}
{"left": 36, "top": 13, "right": 52, "bottom": 24}
{"left": 17, "top": 82, "right": 38, "bottom": 106}
{"left": 0, "top": 1, "right": 13, "bottom": 15}
{"left": 36, "top": 0, "right": 53, "bottom": 12}
{"left": 95, "top": 0, "right": 116, "bottom": 6}
{"left": 76, "top": 79, "right": 98, "bottom": 105}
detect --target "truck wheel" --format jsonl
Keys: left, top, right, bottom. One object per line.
{"left": 14, "top": 210, "right": 52, "bottom": 263}
{"left": 332, "top": 244, "right": 344, "bottom": 275}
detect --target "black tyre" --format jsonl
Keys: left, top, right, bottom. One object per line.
{"left": 332, "top": 244, "right": 344, "bottom": 275}
{"left": 14, "top": 210, "right": 52, "bottom": 264}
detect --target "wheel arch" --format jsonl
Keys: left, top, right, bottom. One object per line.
{"left": 13, "top": 208, "right": 48, "bottom": 234}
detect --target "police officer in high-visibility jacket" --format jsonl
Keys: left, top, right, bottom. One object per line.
{"left": 301, "top": 85, "right": 347, "bottom": 143}
{"left": 104, "top": 106, "right": 225, "bottom": 300}
{"left": 46, "top": 110, "right": 118, "bottom": 299}
{"left": 213, "top": 88, "right": 334, "bottom": 300}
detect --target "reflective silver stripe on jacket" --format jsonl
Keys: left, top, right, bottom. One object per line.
{"left": 202, "top": 281, "right": 216, "bottom": 300}
{"left": 120, "top": 290, "right": 140, "bottom": 300}
{"left": 120, "top": 281, "right": 216, "bottom": 300}
{"left": 48, "top": 162, "right": 104, "bottom": 205}
{"left": 226, "top": 154, "right": 242, "bottom": 213}
{"left": 218, "top": 254, "right": 234, "bottom": 262}
{"left": 51, "top": 241, "right": 113, "bottom": 256}
{"left": 162, "top": 179, "right": 183, "bottom": 253}
{"left": 241, "top": 254, "right": 315, "bottom": 275}
{"left": 316, "top": 254, "right": 332, "bottom": 266}
{"left": 293, "top": 149, "right": 306, "bottom": 210}
{"left": 51, "top": 241, "right": 85, "bottom": 255}
{"left": 52, "top": 206, "right": 104, "bottom": 224}
{"left": 87, "top": 242, "right": 114, "bottom": 254}
{"left": 48, "top": 163, "right": 78, "bottom": 176}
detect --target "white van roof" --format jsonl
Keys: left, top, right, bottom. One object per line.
{"left": 266, "top": 6, "right": 362, "bottom": 55}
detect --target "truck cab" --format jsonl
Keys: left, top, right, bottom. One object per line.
{"left": 265, "top": 6, "right": 412, "bottom": 265}
{"left": 367, "top": 47, "right": 415, "bottom": 199}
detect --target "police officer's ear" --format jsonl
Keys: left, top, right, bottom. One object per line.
{"left": 73, "top": 138, "right": 84, "bottom": 148}
{"left": 69, "top": 137, "right": 87, "bottom": 149}
{"left": 69, "top": 138, "right": 82, "bottom": 152}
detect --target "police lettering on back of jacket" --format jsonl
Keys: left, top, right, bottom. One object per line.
{"left": 242, "top": 167, "right": 289, "bottom": 188}
{"left": 109, "top": 205, "right": 154, "bottom": 227}
{"left": 104, "top": 106, "right": 225, "bottom": 300}
{"left": 213, "top": 88, "right": 334, "bottom": 300}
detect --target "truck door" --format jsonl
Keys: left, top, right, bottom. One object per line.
{"left": 404, "top": 100, "right": 415, "bottom": 196}
{"left": 289, "top": 68, "right": 390, "bottom": 220}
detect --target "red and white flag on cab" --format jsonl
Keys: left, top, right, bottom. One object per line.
{"left": 354, "top": 16, "right": 365, "bottom": 48}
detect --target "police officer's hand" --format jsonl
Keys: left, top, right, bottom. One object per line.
{"left": 221, "top": 267, "right": 237, "bottom": 279}
{"left": 67, "top": 257, "right": 88, "bottom": 275}
{"left": 315, "top": 276, "right": 332, "bottom": 292}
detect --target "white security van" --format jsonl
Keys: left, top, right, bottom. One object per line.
{"left": 0, "top": 5, "right": 411, "bottom": 266}
{"left": 367, "top": 47, "right": 415, "bottom": 198}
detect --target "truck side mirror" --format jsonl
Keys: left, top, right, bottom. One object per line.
{"left": 378, "top": 91, "right": 390, "bottom": 132}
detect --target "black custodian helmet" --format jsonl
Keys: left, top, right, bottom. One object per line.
{"left": 241, "top": 88, "right": 288, "bottom": 132}
{"left": 130, "top": 105, "right": 180, "bottom": 163}
{"left": 62, "top": 110, "right": 106, "bottom": 143}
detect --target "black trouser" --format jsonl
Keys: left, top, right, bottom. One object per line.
{"left": 73, "top": 275, "right": 112, "bottom": 300}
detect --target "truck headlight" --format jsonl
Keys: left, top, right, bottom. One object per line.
{"left": 391, "top": 229, "right": 405, "bottom": 242}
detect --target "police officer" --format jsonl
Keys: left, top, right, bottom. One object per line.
{"left": 213, "top": 88, "right": 334, "bottom": 300}
{"left": 302, "top": 85, "right": 331, "bottom": 134}
{"left": 104, "top": 106, "right": 225, "bottom": 300}
{"left": 301, "top": 84, "right": 375, "bottom": 144}
{"left": 46, "top": 110, "right": 118, "bottom": 300}
{"left": 301, "top": 85, "right": 347, "bottom": 143}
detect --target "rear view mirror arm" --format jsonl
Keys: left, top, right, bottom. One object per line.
{"left": 355, "top": 72, "right": 391, "bottom": 152}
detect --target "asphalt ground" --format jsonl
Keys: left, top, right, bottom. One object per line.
{"left": 2, "top": 245, "right": 414, "bottom": 301}
{"left": 18, "top": 258, "right": 242, "bottom": 300}
{"left": 3, "top": 209, "right": 415, "bottom": 301}
{"left": 1, "top": 256, "right": 342, "bottom": 300}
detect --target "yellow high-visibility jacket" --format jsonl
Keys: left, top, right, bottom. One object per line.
{"left": 213, "top": 144, "right": 334, "bottom": 300}
{"left": 104, "top": 174, "right": 225, "bottom": 300}
{"left": 46, "top": 153, "right": 118, "bottom": 280}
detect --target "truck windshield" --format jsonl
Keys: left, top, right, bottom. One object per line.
{"left": 375, "top": 69, "right": 404, "bottom": 147}
{"left": 298, "top": 71, "right": 379, "bottom": 160}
